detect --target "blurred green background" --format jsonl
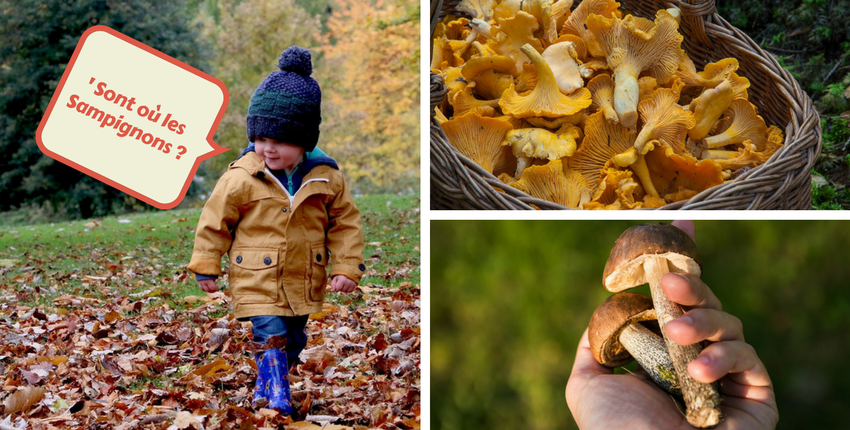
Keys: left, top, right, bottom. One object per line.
{"left": 431, "top": 220, "right": 850, "bottom": 429}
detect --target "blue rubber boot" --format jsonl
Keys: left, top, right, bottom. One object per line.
{"left": 256, "top": 348, "right": 293, "bottom": 414}
{"left": 252, "top": 353, "right": 268, "bottom": 408}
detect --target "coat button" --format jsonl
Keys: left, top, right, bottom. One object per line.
{"left": 359, "top": 263, "right": 366, "bottom": 271}
{"left": 282, "top": 207, "right": 288, "bottom": 212}
{"left": 316, "top": 254, "right": 322, "bottom": 262}
{"left": 264, "top": 257, "right": 272, "bottom": 265}
{"left": 236, "top": 256, "right": 242, "bottom": 263}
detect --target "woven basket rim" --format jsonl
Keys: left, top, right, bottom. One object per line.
{"left": 429, "top": 0, "right": 822, "bottom": 210}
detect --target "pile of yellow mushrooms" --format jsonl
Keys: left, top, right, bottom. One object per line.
{"left": 432, "top": 0, "right": 784, "bottom": 209}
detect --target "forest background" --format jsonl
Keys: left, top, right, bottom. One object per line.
{"left": 0, "top": 0, "right": 419, "bottom": 222}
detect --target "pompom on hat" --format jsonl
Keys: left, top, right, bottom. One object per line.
{"left": 247, "top": 46, "right": 321, "bottom": 151}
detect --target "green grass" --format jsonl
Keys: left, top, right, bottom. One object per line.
{"left": 0, "top": 192, "right": 420, "bottom": 311}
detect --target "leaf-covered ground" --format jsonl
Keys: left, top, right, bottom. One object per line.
{"left": 0, "top": 194, "right": 420, "bottom": 429}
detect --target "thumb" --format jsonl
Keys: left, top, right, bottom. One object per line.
{"left": 567, "top": 329, "right": 612, "bottom": 402}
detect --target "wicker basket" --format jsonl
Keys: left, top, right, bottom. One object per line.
{"left": 430, "top": 0, "right": 822, "bottom": 210}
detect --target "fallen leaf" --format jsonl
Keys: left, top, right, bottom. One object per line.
{"left": 2, "top": 386, "right": 47, "bottom": 414}
{"left": 171, "top": 411, "right": 203, "bottom": 429}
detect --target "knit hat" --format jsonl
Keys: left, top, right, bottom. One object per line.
{"left": 246, "top": 46, "right": 322, "bottom": 152}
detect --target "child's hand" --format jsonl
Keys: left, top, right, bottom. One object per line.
{"left": 328, "top": 275, "right": 357, "bottom": 293}
{"left": 198, "top": 279, "right": 219, "bottom": 293}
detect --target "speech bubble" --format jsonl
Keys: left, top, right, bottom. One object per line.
{"left": 36, "top": 25, "right": 230, "bottom": 210}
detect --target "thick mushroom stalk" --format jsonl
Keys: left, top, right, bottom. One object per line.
{"left": 604, "top": 223, "right": 723, "bottom": 428}
{"left": 589, "top": 292, "right": 680, "bottom": 396}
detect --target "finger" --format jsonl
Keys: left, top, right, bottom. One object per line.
{"left": 671, "top": 220, "right": 695, "bottom": 242}
{"left": 718, "top": 376, "right": 775, "bottom": 400}
{"left": 687, "top": 341, "right": 771, "bottom": 387}
{"left": 660, "top": 273, "right": 722, "bottom": 311}
{"left": 569, "top": 329, "right": 612, "bottom": 381}
{"left": 566, "top": 329, "right": 612, "bottom": 409}
{"left": 665, "top": 308, "right": 744, "bottom": 346}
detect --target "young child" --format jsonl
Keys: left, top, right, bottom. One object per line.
{"left": 187, "top": 46, "right": 366, "bottom": 414}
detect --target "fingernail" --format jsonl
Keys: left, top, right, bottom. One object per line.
{"left": 676, "top": 315, "right": 694, "bottom": 326}
{"left": 671, "top": 273, "right": 689, "bottom": 282}
{"left": 696, "top": 355, "right": 711, "bottom": 365}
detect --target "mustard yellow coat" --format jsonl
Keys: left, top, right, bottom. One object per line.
{"left": 187, "top": 152, "right": 365, "bottom": 319}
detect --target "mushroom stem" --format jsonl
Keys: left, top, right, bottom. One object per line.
{"left": 703, "top": 133, "right": 733, "bottom": 149}
{"left": 701, "top": 149, "right": 738, "bottom": 160}
{"left": 644, "top": 254, "right": 723, "bottom": 428}
{"left": 618, "top": 322, "right": 680, "bottom": 396}
{"left": 613, "top": 69, "right": 640, "bottom": 128}
{"left": 630, "top": 153, "right": 660, "bottom": 198}
{"left": 515, "top": 155, "right": 533, "bottom": 179}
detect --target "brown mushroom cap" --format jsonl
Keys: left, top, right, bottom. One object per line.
{"left": 602, "top": 223, "right": 702, "bottom": 292}
{"left": 588, "top": 292, "right": 658, "bottom": 367}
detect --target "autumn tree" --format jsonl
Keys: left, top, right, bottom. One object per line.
{"left": 196, "top": 0, "right": 322, "bottom": 175}
{"left": 0, "top": 0, "right": 207, "bottom": 219}
{"left": 318, "top": 0, "right": 420, "bottom": 193}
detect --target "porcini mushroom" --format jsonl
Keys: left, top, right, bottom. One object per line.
{"left": 499, "top": 44, "right": 592, "bottom": 118}
{"left": 603, "top": 223, "right": 723, "bottom": 428}
{"left": 588, "top": 292, "right": 680, "bottom": 396}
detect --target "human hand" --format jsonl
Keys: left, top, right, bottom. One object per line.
{"left": 565, "top": 222, "right": 777, "bottom": 429}
{"left": 198, "top": 278, "right": 219, "bottom": 293}
{"left": 328, "top": 275, "right": 357, "bottom": 293}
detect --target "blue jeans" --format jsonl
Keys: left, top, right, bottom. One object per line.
{"left": 250, "top": 315, "right": 310, "bottom": 367}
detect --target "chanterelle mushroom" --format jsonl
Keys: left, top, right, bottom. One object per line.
{"left": 603, "top": 223, "right": 723, "bottom": 428}
{"left": 687, "top": 80, "right": 734, "bottom": 141}
{"left": 442, "top": 111, "right": 516, "bottom": 174}
{"left": 586, "top": 9, "right": 684, "bottom": 128}
{"left": 587, "top": 74, "right": 619, "bottom": 124}
{"left": 541, "top": 41, "right": 584, "bottom": 94}
{"left": 499, "top": 44, "right": 592, "bottom": 118}
{"left": 588, "top": 292, "right": 680, "bottom": 396}
{"left": 703, "top": 99, "right": 768, "bottom": 150}
{"left": 509, "top": 159, "right": 591, "bottom": 208}
{"left": 503, "top": 126, "right": 581, "bottom": 178}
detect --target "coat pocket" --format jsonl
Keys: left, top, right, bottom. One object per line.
{"left": 308, "top": 243, "right": 329, "bottom": 302}
{"left": 229, "top": 248, "right": 279, "bottom": 304}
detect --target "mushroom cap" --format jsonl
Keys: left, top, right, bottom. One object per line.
{"left": 633, "top": 80, "right": 695, "bottom": 155}
{"left": 489, "top": 11, "right": 543, "bottom": 71}
{"left": 588, "top": 292, "right": 657, "bottom": 367}
{"left": 542, "top": 41, "right": 584, "bottom": 94}
{"left": 442, "top": 111, "right": 516, "bottom": 173}
{"left": 499, "top": 44, "right": 592, "bottom": 118}
{"left": 511, "top": 159, "right": 591, "bottom": 208}
{"left": 688, "top": 80, "right": 734, "bottom": 141}
{"left": 603, "top": 222, "right": 702, "bottom": 292}
{"left": 570, "top": 111, "right": 636, "bottom": 188}
{"left": 644, "top": 145, "right": 724, "bottom": 200}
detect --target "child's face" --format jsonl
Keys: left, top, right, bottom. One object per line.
{"left": 254, "top": 137, "right": 304, "bottom": 171}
